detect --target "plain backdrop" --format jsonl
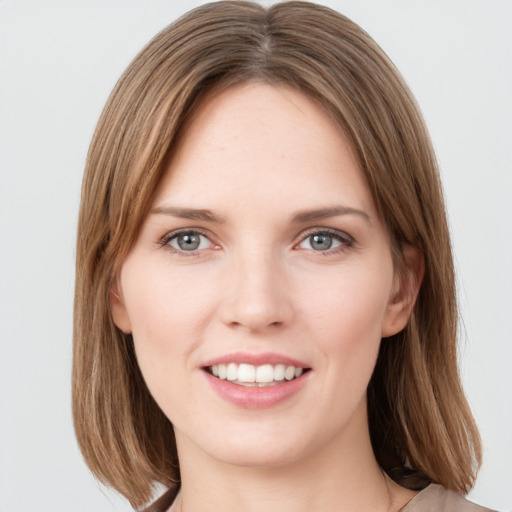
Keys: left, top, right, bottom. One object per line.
{"left": 0, "top": 1, "right": 511, "bottom": 511}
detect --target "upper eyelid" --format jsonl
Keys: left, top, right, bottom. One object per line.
{"left": 160, "top": 227, "right": 214, "bottom": 244}
{"left": 294, "top": 226, "right": 354, "bottom": 243}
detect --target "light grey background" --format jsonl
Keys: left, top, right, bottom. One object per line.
{"left": 1, "top": 1, "right": 510, "bottom": 511}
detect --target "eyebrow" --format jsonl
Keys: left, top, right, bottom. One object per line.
{"left": 292, "top": 206, "right": 372, "bottom": 225}
{"left": 151, "top": 206, "right": 226, "bottom": 224}
{"left": 152, "top": 204, "right": 371, "bottom": 225}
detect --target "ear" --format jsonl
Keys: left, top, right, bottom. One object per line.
{"left": 381, "top": 244, "right": 424, "bottom": 338}
{"left": 110, "top": 281, "right": 132, "bottom": 334}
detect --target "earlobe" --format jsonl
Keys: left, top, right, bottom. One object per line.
{"left": 110, "top": 282, "right": 132, "bottom": 334}
{"left": 381, "top": 244, "right": 424, "bottom": 338}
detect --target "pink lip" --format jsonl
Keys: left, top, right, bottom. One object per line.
{"left": 202, "top": 351, "right": 309, "bottom": 368}
{"left": 203, "top": 370, "right": 310, "bottom": 409}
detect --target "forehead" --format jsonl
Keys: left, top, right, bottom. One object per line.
{"left": 152, "top": 83, "right": 376, "bottom": 218}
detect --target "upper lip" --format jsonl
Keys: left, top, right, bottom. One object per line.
{"left": 202, "top": 352, "right": 310, "bottom": 369}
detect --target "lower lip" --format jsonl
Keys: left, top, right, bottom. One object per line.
{"left": 203, "top": 371, "right": 310, "bottom": 409}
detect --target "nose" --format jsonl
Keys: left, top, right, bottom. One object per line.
{"left": 219, "top": 246, "right": 294, "bottom": 332}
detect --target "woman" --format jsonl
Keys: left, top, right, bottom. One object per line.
{"left": 72, "top": 2, "right": 494, "bottom": 511}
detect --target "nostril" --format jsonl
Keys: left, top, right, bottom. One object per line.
{"left": 226, "top": 318, "right": 284, "bottom": 331}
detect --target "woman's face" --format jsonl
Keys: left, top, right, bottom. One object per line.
{"left": 112, "top": 83, "right": 414, "bottom": 469}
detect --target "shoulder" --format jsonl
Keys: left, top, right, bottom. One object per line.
{"left": 401, "top": 484, "right": 497, "bottom": 512}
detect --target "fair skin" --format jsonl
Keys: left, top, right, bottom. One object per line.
{"left": 112, "top": 83, "right": 422, "bottom": 512}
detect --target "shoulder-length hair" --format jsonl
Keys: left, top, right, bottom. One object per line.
{"left": 73, "top": 1, "right": 481, "bottom": 508}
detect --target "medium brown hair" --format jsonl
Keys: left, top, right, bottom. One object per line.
{"left": 73, "top": 1, "right": 481, "bottom": 508}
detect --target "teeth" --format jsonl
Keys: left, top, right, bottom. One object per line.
{"left": 227, "top": 363, "right": 238, "bottom": 381}
{"left": 238, "top": 363, "right": 256, "bottom": 383}
{"left": 209, "top": 363, "right": 305, "bottom": 384}
{"left": 256, "top": 364, "right": 274, "bottom": 383}
{"left": 274, "top": 364, "right": 285, "bottom": 381}
{"left": 218, "top": 364, "right": 227, "bottom": 380}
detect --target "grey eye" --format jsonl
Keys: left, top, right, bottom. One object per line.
{"left": 169, "top": 232, "right": 209, "bottom": 251}
{"left": 310, "top": 233, "right": 334, "bottom": 250}
{"left": 297, "top": 232, "right": 345, "bottom": 251}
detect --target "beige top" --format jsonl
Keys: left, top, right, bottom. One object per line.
{"left": 146, "top": 484, "right": 496, "bottom": 512}
{"left": 401, "top": 484, "right": 496, "bottom": 512}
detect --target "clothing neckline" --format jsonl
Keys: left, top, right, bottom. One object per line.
{"left": 398, "top": 484, "right": 433, "bottom": 511}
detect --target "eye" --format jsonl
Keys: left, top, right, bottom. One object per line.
{"left": 296, "top": 229, "right": 353, "bottom": 252}
{"left": 164, "top": 230, "right": 214, "bottom": 253}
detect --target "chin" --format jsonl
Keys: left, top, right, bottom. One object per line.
{"left": 175, "top": 418, "right": 323, "bottom": 470}
{"left": 212, "top": 443, "right": 305, "bottom": 469}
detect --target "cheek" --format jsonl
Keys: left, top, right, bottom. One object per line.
{"left": 119, "top": 258, "right": 214, "bottom": 389}
{"left": 300, "top": 258, "right": 394, "bottom": 393}
{"left": 121, "top": 256, "right": 208, "bottom": 336}
{"left": 120, "top": 270, "right": 209, "bottom": 424}
{"left": 304, "top": 261, "right": 393, "bottom": 344}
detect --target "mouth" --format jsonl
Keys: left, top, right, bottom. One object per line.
{"left": 204, "top": 363, "right": 311, "bottom": 387}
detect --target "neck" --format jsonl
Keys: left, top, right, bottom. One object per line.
{"left": 171, "top": 407, "right": 416, "bottom": 512}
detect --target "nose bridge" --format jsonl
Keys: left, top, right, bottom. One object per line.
{"left": 220, "top": 241, "right": 292, "bottom": 331}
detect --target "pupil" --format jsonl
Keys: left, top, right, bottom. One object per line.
{"left": 178, "top": 233, "right": 200, "bottom": 250}
{"left": 311, "top": 234, "right": 332, "bottom": 250}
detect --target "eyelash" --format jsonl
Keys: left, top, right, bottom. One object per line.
{"left": 158, "top": 227, "right": 355, "bottom": 257}
{"left": 296, "top": 227, "right": 355, "bottom": 255}
{"left": 159, "top": 228, "right": 217, "bottom": 257}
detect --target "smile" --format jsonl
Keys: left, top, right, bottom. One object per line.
{"left": 202, "top": 353, "right": 312, "bottom": 408}
{"left": 207, "top": 363, "right": 306, "bottom": 387}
